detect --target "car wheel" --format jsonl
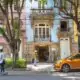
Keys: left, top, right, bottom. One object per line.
{"left": 62, "top": 64, "right": 70, "bottom": 73}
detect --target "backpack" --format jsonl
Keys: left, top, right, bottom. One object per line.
{"left": 2, "top": 59, "right": 5, "bottom": 65}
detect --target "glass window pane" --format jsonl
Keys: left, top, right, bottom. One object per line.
{"left": 39, "top": 28, "right": 41, "bottom": 38}
{"left": 43, "top": 28, "right": 45, "bottom": 38}
{"left": 46, "top": 28, "right": 49, "bottom": 38}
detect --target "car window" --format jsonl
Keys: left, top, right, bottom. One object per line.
{"left": 72, "top": 54, "right": 80, "bottom": 59}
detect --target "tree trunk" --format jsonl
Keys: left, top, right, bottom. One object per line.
{"left": 12, "top": 49, "right": 18, "bottom": 69}
{"left": 11, "top": 40, "right": 20, "bottom": 69}
{"left": 12, "top": 52, "right": 16, "bottom": 69}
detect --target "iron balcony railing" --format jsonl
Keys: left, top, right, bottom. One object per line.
{"left": 31, "top": 8, "right": 54, "bottom": 16}
{"left": 58, "top": 27, "right": 71, "bottom": 32}
{"left": 34, "top": 37, "right": 51, "bottom": 42}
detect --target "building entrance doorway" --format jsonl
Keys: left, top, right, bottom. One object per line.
{"left": 35, "top": 46, "right": 49, "bottom": 62}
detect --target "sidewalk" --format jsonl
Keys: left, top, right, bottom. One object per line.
{"left": 5, "top": 70, "right": 37, "bottom": 75}
{"left": 4, "top": 70, "right": 52, "bottom": 76}
{"left": 26, "top": 63, "right": 54, "bottom": 72}
{"left": 1, "top": 63, "right": 55, "bottom": 75}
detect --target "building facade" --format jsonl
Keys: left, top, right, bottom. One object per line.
{"left": 57, "top": 20, "right": 73, "bottom": 59}
{"left": 31, "top": 8, "right": 54, "bottom": 62}
{"left": 26, "top": 0, "right": 59, "bottom": 63}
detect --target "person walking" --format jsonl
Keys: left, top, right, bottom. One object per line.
{"left": 34, "top": 57, "right": 37, "bottom": 66}
{"left": 33, "top": 51, "right": 38, "bottom": 66}
{"left": 0, "top": 49, "right": 5, "bottom": 73}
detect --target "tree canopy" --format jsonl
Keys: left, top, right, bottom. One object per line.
{"left": 54, "top": 0, "right": 80, "bottom": 31}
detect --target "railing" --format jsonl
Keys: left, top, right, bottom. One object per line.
{"left": 57, "top": 27, "right": 73, "bottom": 38}
{"left": 34, "top": 38, "right": 51, "bottom": 42}
{"left": 58, "top": 27, "right": 71, "bottom": 32}
{"left": 31, "top": 8, "right": 54, "bottom": 15}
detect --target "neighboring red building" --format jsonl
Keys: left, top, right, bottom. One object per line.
{"left": 0, "top": 2, "right": 27, "bottom": 58}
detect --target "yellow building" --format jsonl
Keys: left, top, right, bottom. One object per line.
{"left": 73, "top": 22, "right": 78, "bottom": 42}
{"left": 72, "top": 21, "right": 78, "bottom": 53}
{"left": 72, "top": 1, "right": 80, "bottom": 53}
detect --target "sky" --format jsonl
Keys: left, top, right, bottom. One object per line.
{"left": 26, "top": 0, "right": 59, "bottom": 42}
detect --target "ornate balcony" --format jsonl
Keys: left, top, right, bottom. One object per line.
{"left": 30, "top": 8, "right": 54, "bottom": 27}
{"left": 57, "top": 27, "right": 73, "bottom": 38}
{"left": 34, "top": 38, "right": 51, "bottom": 42}
{"left": 31, "top": 8, "right": 54, "bottom": 16}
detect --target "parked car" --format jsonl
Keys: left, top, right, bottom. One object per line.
{"left": 54, "top": 53, "right": 80, "bottom": 72}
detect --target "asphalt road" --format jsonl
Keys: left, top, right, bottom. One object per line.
{"left": 0, "top": 71, "right": 80, "bottom": 80}
{"left": 0, "top": 75, "right": 61, "bottom": 80}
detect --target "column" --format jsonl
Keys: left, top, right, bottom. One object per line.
{"left": 41, "top": 27, "right": 43, "bottom": 40}
{"left": 34, "top": 28, "right": 35, "bottom": 41}
{"left": 38, "top": 26, "right": 39, "bottom": 41}
{"left": 49, "top": 28, "right": 51, "bottom": 41}
{"left": 45, "top": 25, "right": 46, "bottom": 40}
{"left": 48, "top": 46, "right": 52, "bottom": 62}
{"left": 19, "top": 39, "right": 22, "bottom": 58}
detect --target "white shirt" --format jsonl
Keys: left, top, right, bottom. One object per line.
{"left": 0, "top": 52, "right": 4, "bottom": 64}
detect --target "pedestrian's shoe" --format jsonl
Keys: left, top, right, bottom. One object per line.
{"left": 1, "top": 72, "right": 8, "bottom": 75}
{"left": 0, "top": 72, "right": 2, "bottom": 75}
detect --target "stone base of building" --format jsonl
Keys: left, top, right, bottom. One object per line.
{"left": 26, "top": 42, "right": 59, "bottom": 63}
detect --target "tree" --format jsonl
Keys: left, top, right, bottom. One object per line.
{"left": 0, "top": 0, "right": 25, "bottom": 68}
{"left": 54, "top": 0, "right": 80, "bottom": 52}
{"left": 38, "top": 0, "right": 47, "bottom": 9}
{"left": 30, "top": 0, "right": 47, "bottom": 9}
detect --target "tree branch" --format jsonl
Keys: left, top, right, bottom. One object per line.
{"left": 0, "top": 3, "right": 6, "bottom": 16}
{"left": 9, "top": 0, "right": 15, "bottom": 38}
{"left": 20, "top": 0, "right": 25, "bottom": 12}
{"left": 66, "top": 0, "right": 77, "bottom": 7}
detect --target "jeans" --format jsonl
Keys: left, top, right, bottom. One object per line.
{"left": 0, "top": 63, "right": 5, "bottom": 72}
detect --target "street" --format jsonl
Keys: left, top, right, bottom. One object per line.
{"left": 0, "top": 71, "right": 80, "bottom": 80}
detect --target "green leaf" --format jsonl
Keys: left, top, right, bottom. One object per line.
{"left": 13, "top": 19, "right": 19, "bottom": 30}
{"left": 0, "top": 27, "right": 5, "bottom": 35}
